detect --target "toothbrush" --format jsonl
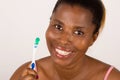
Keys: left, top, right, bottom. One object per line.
{"left": 30, "top": 37, "right": 40, "bottom": 70}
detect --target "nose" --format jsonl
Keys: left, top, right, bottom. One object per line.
{"left": 59, "top": 32, "right": 72, "bottom": 45}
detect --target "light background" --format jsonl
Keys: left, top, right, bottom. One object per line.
{"left": 0, "top": 0, "right": 120, "bottom": 79}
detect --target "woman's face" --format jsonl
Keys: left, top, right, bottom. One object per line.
{"left": 46, "top": 4, "right": 98, "bottom": 66}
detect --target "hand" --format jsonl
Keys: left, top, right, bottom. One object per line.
{"left": 19, "top": 68, "right": 39, "bottom": 80}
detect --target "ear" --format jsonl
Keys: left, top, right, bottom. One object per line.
{"left": 89, "top": 32, "right": 99, "bottom": 46}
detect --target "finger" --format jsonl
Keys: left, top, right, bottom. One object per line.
{"left": 21, "top": 68, "right": 38, "bottom": 78}
{"left": 21, "top": 74, "right": 36, "bottom": 80}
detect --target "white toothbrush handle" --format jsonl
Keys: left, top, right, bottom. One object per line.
{"left": 31, "top": 45, "right": 38, "bottom": 70}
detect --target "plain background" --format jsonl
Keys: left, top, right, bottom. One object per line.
{"left": 0, "top": 0, "right": 120, "bottom": 79}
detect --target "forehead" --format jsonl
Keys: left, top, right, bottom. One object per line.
{"left": 51, "top": 3, "right": 94, "bottom": 27}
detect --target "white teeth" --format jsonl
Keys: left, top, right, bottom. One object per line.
{"left": 55, "top": 49, "right": 71, "bottom": 56}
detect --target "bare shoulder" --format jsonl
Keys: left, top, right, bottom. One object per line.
{"left": 10, "top": 61, "right": 31, "bottom": 80}
{"left": 36, "top": 56, "right": 54, "bottom": 79}
{"left": 36, "top": 56, "right": 52, "bottom": 66}
{"left": 108, "top": 67, "right": 120, "bottom": 80}
{"left": 36, "top": 56, "right": 52, "bottom": 70}
{"left": 36, "top": 56, "right": 53, "bottom": 73}
{"left": 86, "top": 56, "right": 120, "bottom": 80}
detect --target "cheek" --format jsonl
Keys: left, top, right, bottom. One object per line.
{"left": 72, "top": 38, "right": 91, "bottom": 52}
{"left": 46, "top": 29, "right": 58, "bottom": 43}
{"left": 46, "top": 29, "right": 56, "bottom": 53}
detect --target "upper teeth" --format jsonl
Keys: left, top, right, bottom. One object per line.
{"left": 55, "top": 48, "right": 71, "bottom": 56}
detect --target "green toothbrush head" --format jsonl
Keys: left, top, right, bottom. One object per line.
{"left": 35, "top": 37, "right": 40, "bottom": 45}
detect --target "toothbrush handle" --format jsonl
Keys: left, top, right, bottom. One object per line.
{"left": 30, "top": 61, "right": 37, "bottom": 70}
{"left": 31, "top": 62, "right": 35, "bottom": 70}
{"left": 31, "top": 45, "right": 37, "bottom": 70}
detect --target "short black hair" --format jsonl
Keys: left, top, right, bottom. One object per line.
{"left": 52, "top": 0, "right": 106, "bottom": 34}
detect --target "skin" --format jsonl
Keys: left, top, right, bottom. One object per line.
{"left": 10, "top": 4, "right": 120, "bottom": 80}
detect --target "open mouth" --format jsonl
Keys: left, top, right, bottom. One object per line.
{"left": 54, "top": 47, "right": 73, "bottom": 58}
{"left": 55, "top": 48, "right": 71, "bottom": 56}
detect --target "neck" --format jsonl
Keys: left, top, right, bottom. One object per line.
{"left": 53, "top": 55, "right": 87, "bottom": 79}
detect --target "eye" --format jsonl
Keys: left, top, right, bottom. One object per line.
{"left": 54, "top": 24, "right": 63, "bottom": 31}
{"left": 74, "top": 30, "right": 84, "bottom": 36}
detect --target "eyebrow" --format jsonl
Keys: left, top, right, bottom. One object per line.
{"left": 50, "top": 18, "right": 85, "bottom": 29}
{"left": 50, "top": 18, "right": 64, "bottom": 25}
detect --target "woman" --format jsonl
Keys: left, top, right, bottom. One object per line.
{"left": 10, "top": 0, "right": 120, "bottom": 80}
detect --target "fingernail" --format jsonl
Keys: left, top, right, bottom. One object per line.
{"left": 36, "top": 75, "right": 39, "bottom": 79}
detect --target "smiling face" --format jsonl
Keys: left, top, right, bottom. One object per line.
{"left": 46, "top": 4, "right": 98, "bottom": 66}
